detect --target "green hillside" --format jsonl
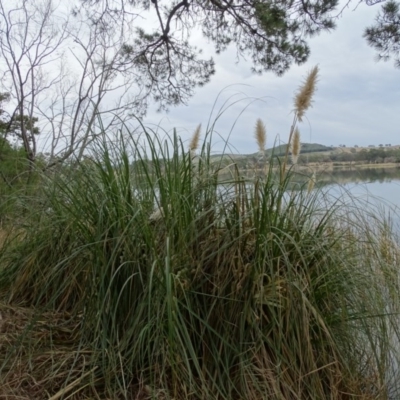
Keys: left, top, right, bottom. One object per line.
{"left": 208, "top": 143, "right": 333, "bottom": 164}
{"left": 263, "top": 143, "right": 333, "bottom": 157}
{"left": 209, "top": 143, "right": 332, "bottom": 159}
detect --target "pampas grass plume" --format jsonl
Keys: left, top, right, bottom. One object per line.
{"left": 189, "top": 124, "right": 201, "bottom": 153}
{"left": 291, "top": 127, "right": 301, "bottom": 165}
{"left": 307, "top": 171, "right": 316, "bottom": 193}
{"left": 254, "top": 119, "right": 266, "bottom": 154}
{"left": 294, "top": 66, "right": 319, "bottom": 122}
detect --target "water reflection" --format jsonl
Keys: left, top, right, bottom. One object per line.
{"left": 316, "top": 166, "right": 400, "bottom": 188}
{"left": 313, "top": 168, "right": 400, "bottom": 212}
{"left": 221, "top": 166, "right": 400, "bottom": 226}
{"left": 309, "top": 167, "right": 400, "bottom": 233}
{"left": 320, "top": 169, "right": 400, "bottom": 398}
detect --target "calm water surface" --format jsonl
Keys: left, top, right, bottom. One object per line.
{"left": 317, "top": 167, "right": 400, "bottom": 204}
{"left": 315, "top": 167, "right": 400, "bottom": 230}
{"left": 317, "top": 167, "right": 400, "bottom": 397}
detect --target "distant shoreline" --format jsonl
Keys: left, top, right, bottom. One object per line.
{"left": 297, "top": 162, "right": 400, "bottom": 171}
{"left": 233, "top": 163, "right": 400, "bottom": 177}
{"left": 210, "top": 144, "right": 400, "bottom": 175}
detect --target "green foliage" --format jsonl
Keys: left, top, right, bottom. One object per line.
{"left": 0, "top": 90, "right": 40, "bottom": 163}
{"left": 6, "top": 113, "right": 40, "bottom": 138}
{"left": 364, "top": 0, "right": 400, "bottom": 68}
{"left": 0, "top": 139, "right": 27, "bottom": 183}
{"left": 81, "top": 0, "right": 339, "bottom": 109}
{"left": 0, "top": 136, "right": 28, "bottom": 222}
{"left": 0, "top": 135, "right": 44, "bottom": 224}
{"left": 0, "top": 68, "right": 399, "bottom": 398}
{"left": 0, "top": 128, "right": 399, "bottom": 398}
{"left": 0, "top": 92, "right": 10, "bottom": 133}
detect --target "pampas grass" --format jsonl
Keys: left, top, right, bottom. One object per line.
{"left": 290, "top": 127, "right": 301, "bottom": 165}
{"left": 294, "top": 65, "right": 319, "bottom": 122}
{"left": 282, "top": 66, "right": 319, "bottom": 179}
{"left": 1, "top": 68, "right": 400, "bottom": 400}
{"left": 307, "top": 171, "right": 316, "bottom": 193}
{"left": 189, "top": 124, "right": 201, "bottom": 154}
{"left": 254, "top": 119, "right": 266, "bottom": 154}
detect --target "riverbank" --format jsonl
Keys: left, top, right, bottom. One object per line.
{"left": 222, "top": 162, "right": 400, "bottom": 181}
{"left": 303, "top": 161, "right": 400, "bottom": 171}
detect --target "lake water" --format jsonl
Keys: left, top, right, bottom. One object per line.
{"left": 314, "top": 167, "right": 400, "bottom": 231}
{"left": 222, "top": 166, "right": 400, "bottom": 230}
{"left": 316, "top": 167, "right": 400, "bottom": 398}
{"left": 316, "top": 167, "right": 400, "bottom": 205}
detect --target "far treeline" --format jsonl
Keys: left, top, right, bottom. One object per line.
{"left": 224, "top": 143, "right": 400, "bottom": 169}
{"left": 296, "top": 145, "right": 400, "bottom": 165}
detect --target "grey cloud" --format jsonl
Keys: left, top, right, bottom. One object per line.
{"left": 144, "top": 0, "right": 400, "bottom": 154}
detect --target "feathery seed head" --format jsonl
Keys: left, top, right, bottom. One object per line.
{"left": 254, "top": 119, "right": 267, "bottom": 154}
{"left": 294, "top": 66, "right": 319, "bottom": 122}
{"left": 291, "top": 127, "right": 301, "bottom": 165}
{"left": 307, "top": 171, "right": 316, "bottom": 193}
{"left": 189, "top": 124, "right": 201, "bottom": 153}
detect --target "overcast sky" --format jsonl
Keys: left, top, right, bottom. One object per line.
{"left": 144, "top": 1, "right": 400, "bottom": 155}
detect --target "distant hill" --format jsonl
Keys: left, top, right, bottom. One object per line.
{"left": 133, "top": 143, "right": 400, "bottom": 170}
{"left": 263, "top": 143, "right": 333, "bottom": 157}
{"left": 209, "top": 143, "right": 333, "bottom": 161}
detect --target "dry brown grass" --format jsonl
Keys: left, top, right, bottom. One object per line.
{"left": 0, "top": 303, "right": 171, "bottom": 399}
{"left": 0, "top": 227, "right": 25, "bottom": 252}
{"left": 0, "top": 303, "right": 98, "bottom": 399}
{"left": 0, "top": 229, "right": 7, "bottom": 249}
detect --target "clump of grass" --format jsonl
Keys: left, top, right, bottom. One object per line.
{"left": 0, "top": 70, "right": 399, "bottom": 399}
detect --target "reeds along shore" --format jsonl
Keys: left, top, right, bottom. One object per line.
{"left": 0, "top": 67, "right": 400, "bottom": 399}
